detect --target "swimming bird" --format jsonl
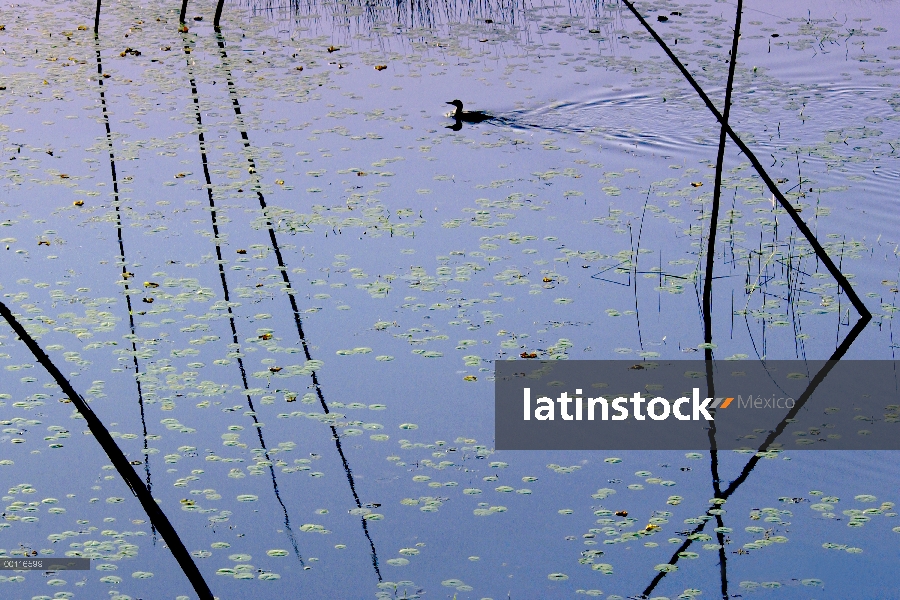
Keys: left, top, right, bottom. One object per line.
{"left": 446, "top": 99, "right": 493, "bottom": 123}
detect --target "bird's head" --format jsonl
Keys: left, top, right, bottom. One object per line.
{"left": 446, "top": 99, "right": 464, "bottom": 110}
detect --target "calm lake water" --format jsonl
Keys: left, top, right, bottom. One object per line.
{"left": 0, "top": 0, "right": 899, "bottom": 598}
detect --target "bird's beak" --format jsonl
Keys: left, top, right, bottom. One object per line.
{"left": 446, "top": 102, "right": 454, "bottom": 105}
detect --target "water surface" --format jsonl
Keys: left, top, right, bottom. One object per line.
{"left": 0, "top": 0, "right": 898, "bottom": 598}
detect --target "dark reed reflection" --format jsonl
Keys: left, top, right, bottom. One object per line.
{"left": 616, "top": 0, "right": 873, "bottom": 595}
{"left": 0, "top": 298, "right": 216, "bottom": 600}
{"left": 702, "top": 1, "right": 745, "bottom": 595}
{"left": 639, "top": 315, "right": 867, "bottom": 597}
{"left": 179, "top": 31, "right": 305, "bottom": 566}
{"left": 213, "top": 28, "right": 383, "bottom": 581}
{"left": 92, "top": 28, "right": 155, "bottom": 534}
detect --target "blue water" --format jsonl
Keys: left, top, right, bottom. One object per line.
{"left": 0, "top": 0, "right": 898, "bottom": 598}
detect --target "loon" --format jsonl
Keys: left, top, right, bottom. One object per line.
{"left": 446, "top": 99, "right": 493, "bottom": 123}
